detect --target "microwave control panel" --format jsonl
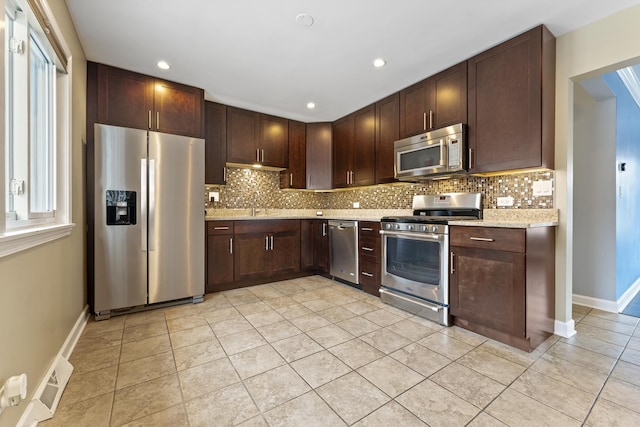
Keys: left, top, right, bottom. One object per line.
{"left": 448, "top": 136, "right": 461, "bottom": 167}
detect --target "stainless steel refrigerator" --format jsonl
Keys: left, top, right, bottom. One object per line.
{"left": 93, "top": 123, "right": 204, "bottom": 318}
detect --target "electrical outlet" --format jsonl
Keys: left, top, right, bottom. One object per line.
{"left": 353, "top": 202, "right": 360, "bottom": 208}
{"left": 497, "top": 196, "right": 514, "bottom": 207}
{"left": 209, "top": 191, "right": 219, "bottom": 202}
{"left": 532, "top": 180, "right": 553, "bottom": 196}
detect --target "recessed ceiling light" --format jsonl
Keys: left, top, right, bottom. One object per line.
{"left": 295, "top": 13, "right": 314, "bottom": 27}
{"left": 372, "top": 58, "right": 387, "bottom": 68}
{"left": 306, "top": 102, "right": 316, "bottom": 109}
{"left": 157, "top": 60, "right": 170, "bottom": 70}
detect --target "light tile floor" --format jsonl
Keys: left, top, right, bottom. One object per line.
{"left": 41, "top": 276, "right": 640, "bottom": 426}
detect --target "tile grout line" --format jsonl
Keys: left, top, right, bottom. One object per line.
{"left": 579, "top": 314, "right": 640, "bottom": 425}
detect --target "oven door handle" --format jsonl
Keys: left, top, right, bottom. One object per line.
{"left": 379, "top": 289, "right": 443, "bottom": 312}
{"left": 379, "top": 230, "right": 444, "bottom": 241}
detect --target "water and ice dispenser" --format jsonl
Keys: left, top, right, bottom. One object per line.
{"left": 106, "top": 190, "right": 136, "bottom": 225}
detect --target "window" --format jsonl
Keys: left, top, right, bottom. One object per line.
{"left": 1, "top": 0, "right": 73, "bottom": 257}
{"left": 29, "top": 33, "right": 54, "bottom": 215}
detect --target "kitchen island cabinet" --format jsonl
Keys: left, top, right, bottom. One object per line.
{"left": 94, "top": 62, "right": 204, "bottom": 138}
{"left": 399, "top": 61, "right": 467, "bottom": 138}
{"left": 449, "top": 225, "right": 555, "bottom": 352}
{"left": 467, "top": 25, "right": 555, "bottom": 173}
{"left": 227, "top": 107, "right": 289, "bottom": 168}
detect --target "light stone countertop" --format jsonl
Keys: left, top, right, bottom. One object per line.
{"left": 205, "top": 208, "right": 559, "bottom": 228}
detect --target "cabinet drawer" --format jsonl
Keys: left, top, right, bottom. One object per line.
{"left": 451, "top": 226, "right": 525, "bottom": 253}
{"left": 359, "top": 235, "right": 381, "bottom": 262}
{"left": 359, "top": 260, "right": 380, "bottom": 287}
{"left": 234, "top": 219, "right": 299, "bottom": 235}
{"left": 359, "top": 221, "right": 381, "bottom": 236}
{"left": 207, "top": 221, "right": 234, "bottom": 235}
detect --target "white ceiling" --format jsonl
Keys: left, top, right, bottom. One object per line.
{"left": 65, "top": 0, "right": 640, "bottom": 123}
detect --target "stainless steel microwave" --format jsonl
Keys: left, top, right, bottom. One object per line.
{"left": 394, "top": 123, "right": 466, "bottom": 180}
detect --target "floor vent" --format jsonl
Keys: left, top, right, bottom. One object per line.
{"left": 18, "top": 356, "right": 73, "bottom": 426}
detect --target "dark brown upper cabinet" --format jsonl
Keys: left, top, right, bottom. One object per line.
{"left": 306, "top": 122, "right": 333, "bottom": 190}
{"left": 332, "top": 104, "right": 376, "bottom": 188}
{"left": 375, "top": 93, "right": 400, "bottom": 184}
{"left": 280, "top": 120, "right": 306, "bottom": 189}
{"left": 467, "top": 25, "right": 555, "bottom": 174}
{"left": 399, "top": 61, "right": 467, "bottom": 139}
{"left": 226, "top": 106, "right": 288, "bottom": 168}
{"left": 95, "top": 62, "right": 204, "bottom": 138}
{"left": 204, "top": 101, "right": 227, "bottom": 185}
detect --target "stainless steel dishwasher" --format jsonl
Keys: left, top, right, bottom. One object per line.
{"left": 329, "top": 220, "right": 359, "bottom": 284}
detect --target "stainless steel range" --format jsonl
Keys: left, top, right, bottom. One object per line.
{"left": 380, "top": 193, "right": 482, "bottom": 325}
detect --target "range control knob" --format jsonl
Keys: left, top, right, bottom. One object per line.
{"left": 421, "top": 225, "right": 427, "bottom": 232}
{"left": 394, "top": 224, "right": 400, "bottom": 230}
{"left": 385, "top": 223, "right": 392, "bottom": 229}
{"left": 431, "top": 225, "right": 439, "bottom": 233}
{"left": 407, "top": 225, "right": 413, "bottom": 231}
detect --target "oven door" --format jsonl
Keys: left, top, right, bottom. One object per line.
{"left": 380, "top": 230, "right": 448, "bottom": 304}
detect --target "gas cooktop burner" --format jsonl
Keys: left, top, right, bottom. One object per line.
{"left": 381, "top": 215, "right": 480, "bottom": 224}
{"left": 382, "top": 193, "right": 483, "bottom": 225}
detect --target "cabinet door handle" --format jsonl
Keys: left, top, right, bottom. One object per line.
{"left": 361, "top": 227, "right": 373, "bottom": 231}
{"left": 423, "top": 112, "right": 427, "bottom": 130}
{"left": 256, "top": 149, "right": 260, "bottom": 163}
{"left": 470, "top": 237, "right": 494, "bottom": 242}
{"left": 351, "top": 171, "right": 354, "bottom": 184}
{"left": 270, "top": 235, "right": 274, "bottom": 251}
{"left": 322, "top": 223, "right": 327, "bottom": 237}
{"left": 265, "top": 235, "right": 269, "bottom": 251}
{"left": 361, "top": 247, "right": 374, "bottom": 252}
{"left": 156, "top": 111, "right": 160, "bottom": 130}
{"left": 469, "top": 148, "right": 474, "bottom": 169}
{"left": 261, "top": 149, "right": 265, "bottom": 163}
{"left": 450, "top": 251, "right": 455, "bottom": 274}
{"left": 290, "top": 173, "right": 293, "bottom": 186}
{"left": 223, "top": 167, "right": 227, "bottom": 182}
{"left": 362, "top": 272, "right": 374, "bottom": 277}
{"left": 214, "top": 226, "right": 229, "bottom": 230}
{"left": 229, "top": 237, "right": 233, "bottom": 254}
{"left": 429, "top": 110, "right": 434, "bottom": 129}
{"left": 148, "top": 110, "right": 152, "bottom": 129}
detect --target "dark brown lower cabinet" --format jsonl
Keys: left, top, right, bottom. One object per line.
{"left": 316, "top": 220, "right": 329, "bottom": 274}
{"left": 206, "top": 222, "right": 234, "bottom": 293}
{"left": 233, "top": 220, "right": 300, "bottom": 282}
{"left": 359, "top": 221, "right": 381, "bottom": 297}
{"left": 449, "top": 226, "right": 555, "bottom": 352}
{"left": 301, "top": 219, "right": 330, "bottom": 275}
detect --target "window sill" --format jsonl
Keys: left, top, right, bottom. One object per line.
{"left": 0, "top": 223, "right": 75, "bottom": 258}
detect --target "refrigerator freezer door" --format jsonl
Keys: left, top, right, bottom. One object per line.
{"left": 94, "top": 124, "right": 148, "bottom": 313}
{"left": 148, "top": 132, "right": 205, "bottom": 303}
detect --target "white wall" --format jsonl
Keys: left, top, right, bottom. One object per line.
{"left": 572, "top": 82, "right": 616, "bottom": 302}
{"left": 0, "top": 1, "right": 86, "bottom": 426}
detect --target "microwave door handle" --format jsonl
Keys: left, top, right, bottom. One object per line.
{"left": 439, "top": 139, "right": 447, "bottom": 166}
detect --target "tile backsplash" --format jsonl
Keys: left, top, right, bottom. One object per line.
{"left": 205, "top": 167, "right": 554, "bottom": 210}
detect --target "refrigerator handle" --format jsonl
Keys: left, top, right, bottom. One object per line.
{"left": 149, "top": 159, "right": 156, "bottom": 251}
{"left": 141, "top": 159, "right": 147, "bottom": 251}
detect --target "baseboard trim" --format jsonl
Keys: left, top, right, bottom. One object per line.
{"left": 17, "top": 305, "right": 90, "bottom": 427}
{"left": 572, "top": 294, "right": 618, "bottom": 313}
{"left": 554, "top": 319, "right": 577, "bottom": 338}
{"left": 617, "top": 277, "right": 640, "bottom": 312}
